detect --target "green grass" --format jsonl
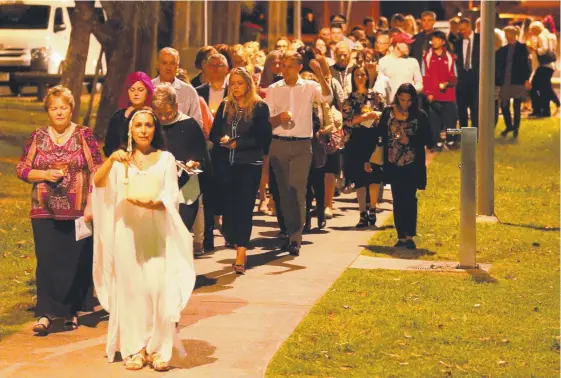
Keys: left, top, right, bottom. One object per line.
{"left": 266, "top": 117, "right": 560, "bottom": 377}
{"left": 0, "top": 96, "right": 99, "bottom": 340}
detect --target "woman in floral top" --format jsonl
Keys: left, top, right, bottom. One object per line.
{"left": 342, "top": 65, "right": 384, "bottom": 229}
{"left": 377, "top": 83, "right": 431, "bottom": 250}
{"left": 16, "top": 86, "right": 102, "bottom": 335}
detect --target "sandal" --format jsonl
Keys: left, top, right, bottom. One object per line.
{"left": 63, "top": 315, "right": 79, "bottom": 331}
{"left": 125, "top": 349, "right": 147, "bottom": 371}
{"left": 32, "top": 316, "right": 52, "bottom": 335}
{"left": 149, "top": 353, "right": 169, "bottom": 372}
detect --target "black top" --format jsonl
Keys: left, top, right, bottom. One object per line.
{"left": 162, "top": 117, "right": 211, "bottom": 192}
{"left": 210, "top": 101, "right": 272, "bottom": 165}
{"left": 378, "top": 106, "right": 431, "bottom": 189}
{"left": 410, "top": 31, "right": 432, "bottom": 67}
{"left": 191, "top": 73, "right": 204, "bottom": 89}
{"left": 495, "top": 42, "right": 531, "bottom": 86}
{"left": 103, "top": 108, "right": 127, "bottom": 157}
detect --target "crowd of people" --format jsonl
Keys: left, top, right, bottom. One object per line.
{"left": 15, "top": 9, "right": 558, "bottom": 372}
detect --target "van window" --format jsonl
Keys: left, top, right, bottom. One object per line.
{"left": 0, "top": 4, "right": 50, "bottom": 29}
{"left": 54, "top": 8, "right": 64, "bottom": 26}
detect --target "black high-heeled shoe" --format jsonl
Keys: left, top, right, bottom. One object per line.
{"left": 356, "top": 211, "right": 369, "bottom": 228}
{"left": 367, "top": 208, "right": 377, "bottom": 227}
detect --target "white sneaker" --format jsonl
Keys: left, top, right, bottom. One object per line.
{"left": 325, "top": 207, "right": 333, "bottom": 219}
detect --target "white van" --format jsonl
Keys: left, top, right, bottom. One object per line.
{"left": 0, "top": 0, "right": 106, "bottom": 94}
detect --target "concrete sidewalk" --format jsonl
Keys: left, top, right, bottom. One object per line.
{"left": 0, "top": 190, "right": 394, "bottom": 378}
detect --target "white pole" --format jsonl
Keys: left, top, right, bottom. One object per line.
{"left": 294, "top": 0, "right": 301, "bottom": 40}
{"left": 459, "top": 127, "right": 477, "bottom": 269}
{"left": 204, "top": 0, "right": 208, "bottom": 46}
{"left": 477, "top": 0, "right": 496, "bottom": 217}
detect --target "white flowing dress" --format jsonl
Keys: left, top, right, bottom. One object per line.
{"left": 92, "top": 151, "right": 195, "bottom": 363}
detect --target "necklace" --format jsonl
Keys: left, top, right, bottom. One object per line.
{"left": 49, "top": 124, "right": 74, "bottom": 144}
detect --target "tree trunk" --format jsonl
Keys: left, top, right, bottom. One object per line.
{"left": 93, "top": 2, "right": 136, "bottom": 140}
{"left": 60, "top": 1, "right": 95, "bottom": 122}
{"left": 135, "top": 1, "right": 160, "bottom": 76}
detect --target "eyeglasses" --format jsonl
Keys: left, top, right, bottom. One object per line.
{"left": 207, "top": 63, "right": 227, "bottom": 69}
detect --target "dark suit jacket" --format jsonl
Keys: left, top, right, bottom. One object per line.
{"left": 454, "top": 33, "right": 481, "bottom": 83}
{"left": 495, "top": 42, "right": 531, "bottom": 86}
{"left": 195, "top": 83, "right": 229, "bottom": 106}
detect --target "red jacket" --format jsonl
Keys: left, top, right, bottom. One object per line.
{"left": 422, "top": 48, "right": 457, "bottom": 102}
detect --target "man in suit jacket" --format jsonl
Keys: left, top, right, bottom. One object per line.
{"left": 195, "top": 53, "right": 229, "bottom": 115}
{"left": 495, "top": 26, "right": 531, "bottom": 137}
{"left": 454, "top": 18, "right": 480, "bottom": 128}
{"left": 194, "top": 52, "right": 229, "bottom": 253}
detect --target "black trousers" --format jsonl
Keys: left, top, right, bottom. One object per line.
{"left": 531, "top": 66, "right": 560, "bottom": 117}
{"left": 221, "top": 163, "right": 262, "bottom": 247}
{"left": 31, "top": 218, "right": 94, "bottom": 318}
{"left": 390, "top": 183, "right": 418, "bottom": 239}
{"left": 306, "top": 165, "right": 326, "bottom": 220}
{"left": 428, "top": 101, "right": 458, "bottom": 145}
{"left": 269, "top": 161, "right": 286, "bottom": 233}
{"left": 456, "top": 75, "right": 479, "bottom": 128}
{"left": 501, "top": 98, "right": 523, "bottom": 131}
{"left": 179, "top": 198, "right": 199, "bottom": 232}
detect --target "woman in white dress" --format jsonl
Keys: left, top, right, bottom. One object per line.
{"left": 92, "top": 109, "right": 195, "bottom": 372}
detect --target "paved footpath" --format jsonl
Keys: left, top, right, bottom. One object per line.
{"left": 0, "top": 190, "right": 394, "bottom": 378}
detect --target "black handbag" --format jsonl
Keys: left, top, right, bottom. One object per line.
{"left": 537, "top": 50, "right": 557, "bottom": 65}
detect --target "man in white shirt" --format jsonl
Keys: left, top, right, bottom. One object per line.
{"left": 266, "top": 51, "right": 333, "bottom": 255}
{"left": 152, "top": 47, "right": 202, "bottom": 126}
{"left": 374, "top": 32, "right": 423, "bottom": 104}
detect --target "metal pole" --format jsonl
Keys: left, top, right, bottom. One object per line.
{"left": 294, "top": 0, "right": 301, "bottom": 40}
{"left": 477, "top": 0, "right": 495, "bottom": 217}
{"left": 204, "top": 0, "right": 208, "bottom": 46}
{"left": 459, "top": 127, "right": 477, "bottom": 269}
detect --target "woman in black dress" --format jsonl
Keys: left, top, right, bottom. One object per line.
{"left": 377, "top": 83, "right": 431, "bottom": 249}
{"left": 151, "top": 83, "right": 210, "bottom": 232}
{"left": 103, "top": 72, "right": 154, "bottom": 157}
{"left": 210, "top": 67, "right": 272, "bottom": 274}
{"left": 342, "top": 66, "right": 384, "bottom": 228}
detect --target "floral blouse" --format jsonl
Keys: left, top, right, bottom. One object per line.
{"left": 16, "top": 125, "right": 102, "bottom": 220}
{"left": 387, "top": 110, "right": 417, "bottom": 166}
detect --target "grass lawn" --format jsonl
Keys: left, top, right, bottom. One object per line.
{"left": 266, "top": 117, "right": 560, "bottom": 377}
{"left": 0, "top": 96, "right": 98, "bottom": 340}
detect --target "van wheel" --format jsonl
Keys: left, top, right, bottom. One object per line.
{"left": 9, "top": 84, "right": 21, "bottom": 96}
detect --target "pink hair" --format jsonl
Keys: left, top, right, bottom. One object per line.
{"left": 117, "top": 71, "right": 154, "bottom": 109}
{"left": 543, "top": 15, "right": 556, "bottom": 34}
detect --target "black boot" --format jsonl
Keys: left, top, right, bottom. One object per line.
{"left": 356, "top": 211, "right": 369, "bottom": 228}
{"left": 367, "top": 208, "right": 377, "bottom": 227}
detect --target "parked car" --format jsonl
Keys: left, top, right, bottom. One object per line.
{"left": 0, "top": 0, "right": 106, "bottom": 95}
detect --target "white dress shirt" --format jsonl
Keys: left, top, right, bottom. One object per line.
{"left": 208, "top": 83, "right": 226, "bottom": 114}
{"left": 374, "top": 54, "right": 423, "bottom": 103}
{"left": 462, "top": 32, "right": 475, "bottom": 70}
{"left": 265, "top": 77, "right": 333, "bottom": 138}
{"left": 152, "top": 77, "right": 202, "bottom": 126}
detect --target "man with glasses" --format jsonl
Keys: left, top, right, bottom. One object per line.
{"left": 375, "top": 31, "right": 391, "bottom": 57}
{"left": 329, "top": 41, "right": 352, "bottom": 96}
{"left": 152, "top": 47, "right": 202, "bottom": 126}
{"left": 196, "top": 54, "right": 229, "bottom": 115}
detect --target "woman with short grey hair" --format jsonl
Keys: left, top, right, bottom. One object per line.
{"left": 152, "top": 83, "right": 210, "bottom": 233}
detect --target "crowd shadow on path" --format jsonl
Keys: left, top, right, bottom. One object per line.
{"left": 360, "top": 244, "right": 437, "bottom": 259}
{"left": 330, "top": 224, "right": 394, "bottom": 232}
{"left": 194, "top": 238, "right": 307, "bottom": 294}
{"left": 500, "top": 221, "right": 560, "bottom": 232}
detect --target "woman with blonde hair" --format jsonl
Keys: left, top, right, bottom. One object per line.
{"left": 209, "top": 67, "right": 272, "bottom": 274}
{"left": 404, "top": 15, "right": 418, "bottom": 37}
{"left": 17, "top": 85, "right": 102, "bottom": 335}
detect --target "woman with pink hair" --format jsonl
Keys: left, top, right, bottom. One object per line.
{"left": 103, "top": 71, "right": 154, "bottom": 157}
